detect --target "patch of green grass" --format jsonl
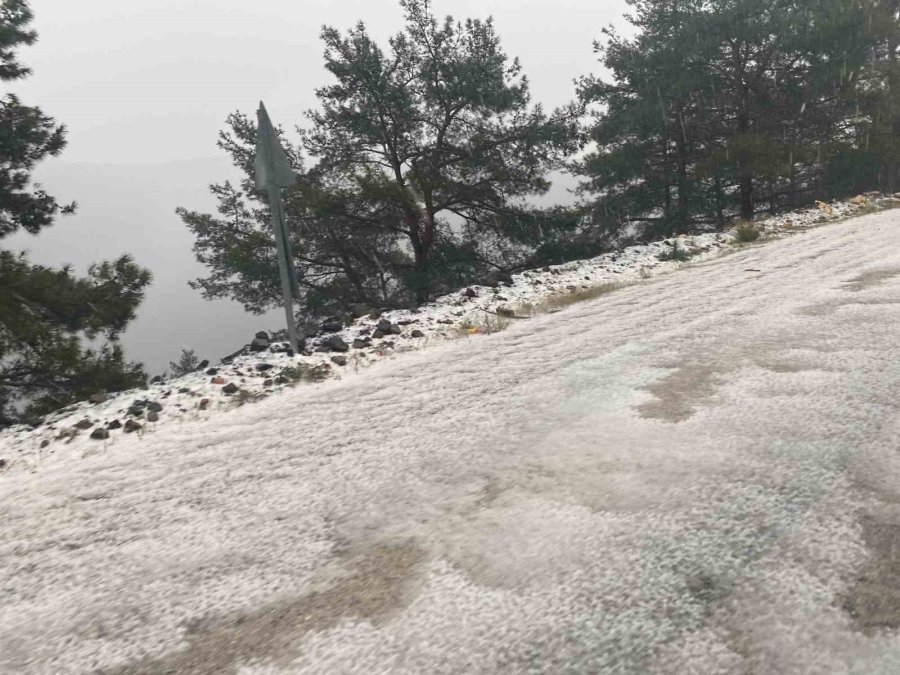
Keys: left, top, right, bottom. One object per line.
{"left": 734, "top": 220, "right": 760, "bottom": 243}
{"left": 657, "top": 240, "right": 697, "bottom": 262}
{"left": 537, "top": 282, "right": 622, "bottom": 313}
{"left": 456, "top": 313, "right": 511, "bottom": 337}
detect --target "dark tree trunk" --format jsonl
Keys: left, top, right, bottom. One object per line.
{"left": 740, "top": 172, "right": 754, "bottom": 220}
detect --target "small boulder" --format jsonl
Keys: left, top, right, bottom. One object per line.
{"left": 124, "top": 419, "right": 142, "bottom": 433}
{"left": 0, "top": 459, "right": 6, "bottom": 469}
{"left": 410, "top": 329, "right": 425, "bottom": 338}
{"left": 199, "top": 398, "right": 210, "bottom": 411}
{"left": 150, "top": 375, "right": 164, "bottom": 384}
{"left": 372, "top": 329, "right": 386, "bottom": 339}
{"left": 147, "top": 412, "right": 160, "bottom": 422}
{"left": 256, "top": 363, "right": 274, "bottom": 372}
{"left": 300, "top": 320, "right": 320, "bottom": 338}
{"left": 321, "top": 335, "right": 349, "bottom": 353}
{"left": 320, "top": 319, "right": 343, "bottom": 333}
{"left": 330, "top": 355, "right": 348, "bottom": 366}
{"left": 90, "top": 427, "right": 110, "bottom": 440}
{"left": 127, "top": 406, "right": 144, "bottom": 417}
{"left": 107, "top": 419, "right": 122, "bottom": 430}
{"left": 352, "top": 338, "right": 371, "bottom": 349}
{"left": 197, "top": 359, "right": 209, "bottom": 370}
{"left": 249, "top": 331, "right": 270, "bottom": 352}
{"left": 349, "top": 303, "right": 375, "bottom": 319}
{"left": 88, "top": 393, "right": 107, "bottom": 405}
{"left": 40, "top": 439, "right": 50, "bottom": 449}
{"left": 74, "top": 418, "right": 94, "bottom": 430}
{"left": 147, "top": 401, "right": 163, "bottom": 413}
{"left": 496, "top": 306, "right": 516, "bottom": 318}
{"left": 263, "top": 379, "right": 273, "bottom": 387}
{"left": 206, "top": 367, "right": 218, "bottom": 376}
{"left": 463, "top": 287, "right": 477, "bottom": 298}
{"left": 222, "top": 383, "right": 239, "bottom": 395}
{"left": 211, "top": 376, "right": 226, "bottom": 385}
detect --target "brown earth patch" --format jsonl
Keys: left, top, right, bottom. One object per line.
{"left": 842, "top": 513, "right": 900, "bottom": 633}
{"left": 637, "top": 363, "right": 722, "bottom": 423}
{"left": 841, "top": 268, "right": 900, "bottom": 292}
{"left": 106, "top": 541, "right": 426, "bottom": 675}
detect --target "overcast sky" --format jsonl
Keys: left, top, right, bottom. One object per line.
{"left": 7, "top": 0, "right": 630, "bottom": 373}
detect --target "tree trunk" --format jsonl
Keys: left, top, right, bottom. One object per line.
{"left": 714, "top": 174, "right": 725, "bottom": 228}
{"left": 675, "top": 109, "right": 689, "bottom": 234}
{"left": 740, "top": 172, "right": 754, "bottom": 220}
{"left": 405, "top": 211, "right": 429, "bottom": 305}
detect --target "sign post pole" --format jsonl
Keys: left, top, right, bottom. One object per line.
{"left": 254, "top": 101, "right": 300, "bottom": 354}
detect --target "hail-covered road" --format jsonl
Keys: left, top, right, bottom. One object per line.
{"left": 5, "top": 211, "right": 900, "bottom": 674}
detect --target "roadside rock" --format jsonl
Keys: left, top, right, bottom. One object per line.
{"left": 90, "top": 428, "right": 109, "bottom": 440}
{"left": 249, "top": 331, "right": 270, "bottom": 352}
{"left": 124, "top": 419, "right": 142, "bottom": 433}
{"left": 349, "top": 303, "right": 376, "bottom": 319}
{"left": 222, "top": 383, "right": 239, "bottom": 395}
{"left": 321, "top": 335, "right": 349, "bottom": 353}
{"left": 320, "top": 319, "right": 343, "bottom": 333}
{"left": 74, "top": 419, "right": 93, "bottom": 430}
{"left": 330, "top": 355, "right": 348, "bottom": 366}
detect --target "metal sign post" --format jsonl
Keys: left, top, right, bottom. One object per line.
{"left": 254, "top": 101, "right": 300, "bottom": 354}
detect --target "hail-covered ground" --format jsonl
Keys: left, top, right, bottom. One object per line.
{"left": 0, "top": 196, "right": 883, "bottom": 471}
{"left": 4, "top": 196, "right": 900, "bottom": 673}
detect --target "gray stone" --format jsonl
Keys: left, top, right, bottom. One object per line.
{"left": 330, "top": 355, "right": 348, "bottom": 366}
{"left": 90, "top": 427, "right": 109, "bottom": 440}
{"left": 320, "top": 319, "right": 343, "bottom": 333}
{"left": 321, "top": 335, "right": 349, "bottom": 352}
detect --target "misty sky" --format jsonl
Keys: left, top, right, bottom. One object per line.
{"left": 6, "top": 0, "right": 630, "bottom": 374}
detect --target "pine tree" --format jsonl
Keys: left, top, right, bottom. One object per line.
{"left": 168, "top": 348, "right": 199, "bottom": 377}
{"left": 0, "top": 0, "right": 151, "bottom": 426}
{"left": 180, "top": 0, "right": 578, "bottom": 313}
{"left": 579, "top": 0, "right": 873, "bottom": 233}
